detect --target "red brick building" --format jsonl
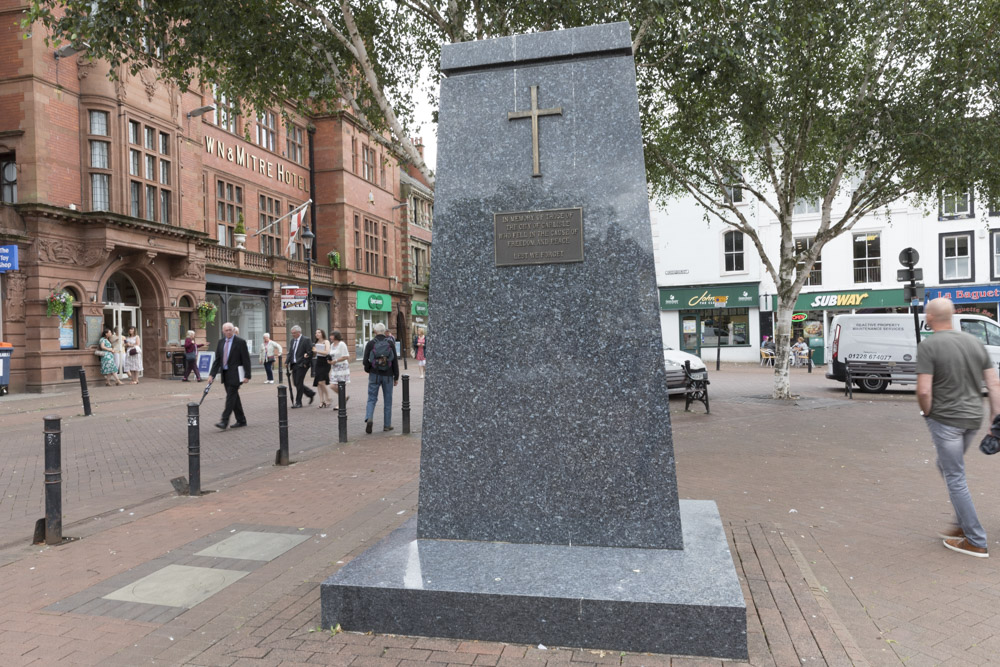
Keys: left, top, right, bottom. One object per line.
{"left": 0, "top": 13, "right": 426, "bottom": 392}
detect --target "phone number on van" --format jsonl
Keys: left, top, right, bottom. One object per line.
{"left": 846, "top": 353, "right": 892, "bottom": 361}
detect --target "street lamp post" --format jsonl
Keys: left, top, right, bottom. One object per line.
{"left": 301, "top": 225, "right": 316, "bottom": 335}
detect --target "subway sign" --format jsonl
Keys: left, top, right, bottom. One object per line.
{"left": 789, "top": 288, "right": 904, "bottom": 310}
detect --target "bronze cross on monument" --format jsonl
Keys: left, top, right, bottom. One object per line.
{"left": 507, "top": 85, "right": 562, "bottom": 177}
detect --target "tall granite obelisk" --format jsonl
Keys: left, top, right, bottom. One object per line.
{"left": 322, "top": 22, "right": 747, "bottom": 660}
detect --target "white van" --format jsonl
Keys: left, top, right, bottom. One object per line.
{"left": 828, "top": 313, "right": 1000, "bottom": 392}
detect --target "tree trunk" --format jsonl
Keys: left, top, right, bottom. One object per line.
{"left": 772, "top": 298, "right": 795, "bottom": 399}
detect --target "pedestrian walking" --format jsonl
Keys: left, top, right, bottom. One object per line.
{"left": 259, "top": 333, "right": 282, "bottom": 384}
{"left": 207, "top": 322, "right": 252, "bottom": 430}
{"left": 330, "top": 330, "right": 350, "bottom": 404}
{"left": 286, "top": 325, "right": 315, "bottom": 408}
{"left": 413, "top": 327, "right": 427, "bottom": 379}
{"left": 313, "top": 329, "right": 332, "bottom": 408}
{"left": 182, "top": 330, "right": 204, "bottom": 382}
{"left": 917, "top": 297, "right": 1000, "bottom": 558}
{"left": 362, "top": 322, "right": 398, "bottom": 433}
{"left": 123, "top": 326, "right": 143, "bottom": 384}
{"left": 98, "top": 328, "right": 122, "bottom": 386}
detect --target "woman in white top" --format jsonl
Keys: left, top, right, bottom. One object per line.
{"left": 259, "top": 333, "right": 283, "bottom": 384}
{"left": 111, "top": 327, "right": 126, "bottom": 379}
{"left": 122, "top": 326, "right": 143, "bottom": 384}
{"left": 330, "top": 330, "right": 351, "bottom": 405}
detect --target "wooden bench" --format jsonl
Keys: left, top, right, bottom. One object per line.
{"left": 683, "top": 361, "right": 710, "bottom": 413}
{"left": 844, "top": 360, "right": 917, "bottom": 398}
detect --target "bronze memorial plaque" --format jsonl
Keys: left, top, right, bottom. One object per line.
{"left": 494, "top": 208, "right": 584, "bottom": 267}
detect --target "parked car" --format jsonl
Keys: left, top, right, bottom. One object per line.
{"left": 663, "top": 347, "right": 708, "bottom": 395}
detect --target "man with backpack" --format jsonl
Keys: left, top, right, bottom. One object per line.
{"left": 362, "top": 322, "right": 399, "bottom": 433}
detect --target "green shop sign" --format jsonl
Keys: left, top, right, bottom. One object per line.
{"left": 411, "top": 301, "right": 428, "bottom": 316}
{"left": 659, "top": 284, "right": 759, "bottom": 310}
{"left": 785, "top": 288, "right": 905, "bottom": 311}
{"left": 356, "top": 290, "right": 392, "bottom": 312}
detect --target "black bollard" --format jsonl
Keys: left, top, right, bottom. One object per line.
{"left": 44, "top": 415, "right": 63, "bottom": 545}
{"left": 276, "top": 385, "right": 289, "bottom": 465}
{"left": 277, "top": 356, "right": 283, "bottom": 384}
{"left": 187, "top": 402, "right": 201, "bottom": 496}
{"left": 78, "top": 368, "right": 92, "bottom": 416}
{"left": 337, "top": 380, "right": 347, "bottom": 443}
{"left": 402, "top": 374, "right": 411, "bottom": 434}
{"left": 716, "top": 342, "right": 721, "bottom": 372}
{"left": 808, "top": 353, "right": 813, "bottom": 373}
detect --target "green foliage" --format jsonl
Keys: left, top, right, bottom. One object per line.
{"left": 46, "top": 290, "right": 74, "bottom": 322}
{"left": 327, "top": 250, "right": 341, "bottom": 269}
{"left": 234, "top": 212, "right": 246, "bottom": 235}
{"left": 196, "top": 300, "right": 217, "bottom": 328}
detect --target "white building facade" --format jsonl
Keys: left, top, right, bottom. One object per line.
{"left": 652, "top": 187, "right": 998, "bottom": 365}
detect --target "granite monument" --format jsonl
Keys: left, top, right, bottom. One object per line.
{"left": 322, "top": 22, "right": 747, "bottom": 660}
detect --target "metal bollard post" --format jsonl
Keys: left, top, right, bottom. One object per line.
{"left": 44, "top": 415, "right": 63, "bottom": 545}
{"left": 808, "top": 354, "right": 813, "bottom": 373}
{"left": 715, "top": 343, "right": 721, "bottom": 372}
{"left": 276, "top": 385, "right": 289, "bottom": 465}
{"left": 78, "top": 368, "right": 92, "bottom": 416}
{"left": 402, "top": 374, "right": 411, "bottom": 434}
{"left": 337, "top": 380, "right": 347, "bottom": 443}
{"left": 187, "top": 402, "right": 201, "bottom": 496}
{"left": 277, "top": 356, "right": 283, "bottom": 384}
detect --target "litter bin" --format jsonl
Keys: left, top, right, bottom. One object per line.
{"left": 0, "top": 344, "right": 12, "bottom": 395}
{"left": 171, "top": 351, "right": 186, "bottom": 377}
{"left": 809, "top": 336, "right": 824, "bottom": 366}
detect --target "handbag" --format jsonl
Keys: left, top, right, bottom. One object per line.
{"left": 128, "top": 347, "right": 138, "bottom": 356}
{"left": 94, "top": 349, "right": 105, "bottom": 357}
{"left": 981, "top": 415, "right": 1000, "bottom": 455}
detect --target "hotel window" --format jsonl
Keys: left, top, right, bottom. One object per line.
{"left": 941, "top": 232, "right": 973, "bottom": 283}
{"left": 87, "top": 110, "right": 111, "bottom": 211}
{"left": 354, "top": 214, "right": 362, "bottom": 269}
{"left": 127, "top": 119, "right": 172, "bottom": 222}
{"left": 382, "top": 223, "right": 388, "bottom": 275}
{"left": 794, "top": 237, "right": 822, "bottom": 286}
{"left": 380, "top": 155, "right": 386, "bottom": 187}
{"left": 259, "top": 194, "right": 283, "bottom": 256}
{"left": 1, "top": 154, "right": 16, "bottom": 203}
{"left": 351, "top": 137, "right": 358, "bottom": 173}
{"left": 940, "top": 189, "right": 974, "bottom": 220}
{"left": 722, "top": 230, "right": 744, "bottom": 272}
{"left": 286, "top": 123, "right": 304, "bottom": 164}
{"left": 215, "top": 179, "right": 243, "bottom": 246}
{"left": 793, "top": 198, "right": 821, "bottom": 215}
{"left": 364, "top": 217, "right": 381, "bottom": 274}
{"left": 213, "top": 85, "right": 237, "bottom": 133}
{"left": 257, "top": 111, "right": 276, "bottom": 151}
{"left": 991, "top": 231, "right": 1000, "bottom": 281}
{"left": 852, "top": 232, "right": 881, "bottom": 283}
{"left": 362, "top": 146, "right": 375, "bottom": 183}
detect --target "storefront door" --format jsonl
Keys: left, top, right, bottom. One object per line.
{"left": 680, "top": 314, "right": 701, "bottom": 355}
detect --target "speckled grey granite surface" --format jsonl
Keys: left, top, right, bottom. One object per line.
{"left": 321, "top": 501, "right": 747, "bottom": 659}
{"left": 418, "top": 22, "right": 681, "bottom": 550}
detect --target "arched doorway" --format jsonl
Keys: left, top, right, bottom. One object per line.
{"left": 103, "top": 272, "right": 142, "bottom": 376}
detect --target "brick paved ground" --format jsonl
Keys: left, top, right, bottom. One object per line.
{"left": 1, "top": 363, "right": 997, "bottom": 665}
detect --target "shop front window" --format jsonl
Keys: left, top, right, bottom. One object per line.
{"left": 58, "top": 288, "right": 81, "bottom": 350}
{"left": 684, "top": 308, "right": 750, "bottom": 347}
{"left": 227, "top": 295, "right": 267, "bottom": 357}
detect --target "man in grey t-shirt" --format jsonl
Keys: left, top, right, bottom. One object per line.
{"left": 917, "top": 298, "right": 1000, "bottom": 557}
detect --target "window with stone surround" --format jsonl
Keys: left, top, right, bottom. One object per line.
{"left": 286, "top": 123, "right": 304, "bottom": 164}
{"left": 257, "top": 110, "right": 276, "bottom": 152}
{"left": 127, "top": 118, "right": 172, "bottom": 222}
{"left": 88, "top": 110, "right": 111, "bottom": 211}
{"left": 215, "top": 179, "right": 243, "bottom": 247}
{"left": 213, "top": 85, "right": 237, "bottom": 134}
{"left": 362, "top": 146, "right": 376, "bottom": 183}
{"left": 364, "top": 217, "right": 381, "bottom": 274}
{"left": 354, "top": 213, "right": 362, "bottom": 269}
{"left": 1, "top": 153, "right": 15, "bottom": 203}
{"left": 259, "top": 194, "right": 283, "bottom": 256}
{"left": 380, "top": 154, "right": 386, "bottom": 187}
{"left": 351, "top": 137, "right": 358, "bottom": 174}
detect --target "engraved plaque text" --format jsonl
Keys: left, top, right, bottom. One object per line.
{"left": 494, "top": 208, "right": 584, "bottom": 267}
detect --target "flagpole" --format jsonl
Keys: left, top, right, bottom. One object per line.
{"left": 252, "top": 199, "right": 312, "bottom": 237}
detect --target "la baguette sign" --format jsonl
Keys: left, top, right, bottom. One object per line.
{"left": 204, "top": 136, "right": 309, "bottom": 193}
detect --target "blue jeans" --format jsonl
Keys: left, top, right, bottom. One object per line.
{"left": 365, "top": 373, "right": 394, "bottom": 427}
{"left": 263, "top": 360, "right": 274, "bottom": 382}
{"left": 926, "top": 417, "right": 987, "bottom": 548}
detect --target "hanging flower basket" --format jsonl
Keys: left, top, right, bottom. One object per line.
{"left": 46, "top": 290, "right": 75, "bottom": 322}
{"left": 327, "top": 250, "right": 341, "bottom": 269}
{"left": 196, "top": 301, "right": 218, "bottom": 328}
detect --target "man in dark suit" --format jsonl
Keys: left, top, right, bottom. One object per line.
{"left": 207, "top": 321, "right": 252, "bottom": 430}
{"left": 286, "top": 324, "right": 315, "bottom": 408}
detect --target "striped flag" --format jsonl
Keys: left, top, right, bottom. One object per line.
{"left": 286, "top": 204, "right": 308, "bottom": 257}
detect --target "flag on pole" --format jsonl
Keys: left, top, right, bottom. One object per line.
{"left": 286, "top": 203, "right": 308, "bottom": 257}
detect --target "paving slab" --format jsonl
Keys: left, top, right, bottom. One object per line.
{"left": 195, "top": 531, "right": 311, "bottom": 561}
{"left": 102, "top": 564, "right": 249, "bottom": 608}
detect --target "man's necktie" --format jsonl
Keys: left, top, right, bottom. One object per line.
{"left": 223, "top": 337, "right": 231, "bottom": 368}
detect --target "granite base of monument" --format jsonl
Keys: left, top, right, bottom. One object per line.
{"left": 321, "top": 500, "right": 747, "bottom": 660}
